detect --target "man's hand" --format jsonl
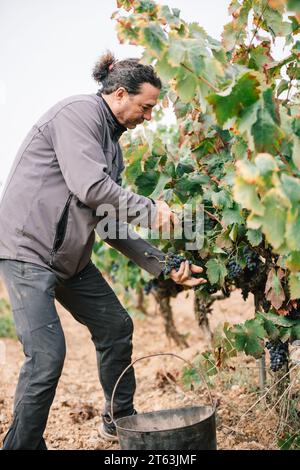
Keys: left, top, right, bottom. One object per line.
{"left": 152, "top": 200, "right": 179, "bottom": 231}
{"left": 169, "top": 261, "right": 207, "bottom": 287}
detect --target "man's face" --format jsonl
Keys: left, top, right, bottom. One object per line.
{"left": 115, "top": 83, "right": 160, "bottom": 129}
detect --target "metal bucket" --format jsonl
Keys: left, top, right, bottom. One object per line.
{"left": 111, "top": 353, "right": 217, "bottom": 450}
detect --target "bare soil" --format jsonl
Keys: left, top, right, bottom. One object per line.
{"left": 0, "top": 281, "right": 282, "bottom": 450}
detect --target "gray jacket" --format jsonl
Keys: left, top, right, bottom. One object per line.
{"left": 0, "top": 92, "right": 165, "bottom": 279}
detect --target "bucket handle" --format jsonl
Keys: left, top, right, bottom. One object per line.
{"left": 110, "top": 352, "right": 215, "bottom": 424}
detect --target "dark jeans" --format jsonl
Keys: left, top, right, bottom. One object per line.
{"left": 0, "top": 259, "right": 135, "bottom": 450}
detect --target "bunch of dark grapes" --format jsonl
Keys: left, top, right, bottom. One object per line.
{"left": 243, "top": 247, "right": 259, "bottom": 272}
{"left": 266, "top": 340, "right": 289, "bottom": 372}
{"left": 227, "top": 260, "right": 243, "bottom": 280}
{"left": 163, "top": 254, "right": 191, "bottom": 276}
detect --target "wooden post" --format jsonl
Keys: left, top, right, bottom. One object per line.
{"left": 257, "top": 353, "right": 267, "bottom": 391}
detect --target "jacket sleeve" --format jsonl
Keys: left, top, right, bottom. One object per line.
{"left": 98, "top": 220, "right": 165, "bottom": 277}
{"left": 97, "top": 168, "right": 165, "bottom": 278}
{"left": 46, "top": 100, "right": 157, "bottom": 228}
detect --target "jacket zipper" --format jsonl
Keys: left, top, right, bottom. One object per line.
{"left": 49, "top": 193, "right": 73, "bottom": 267}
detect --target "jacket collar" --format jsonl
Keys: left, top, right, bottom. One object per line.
{"left": 96, "top": 91, "right": 127, "bottom": 141}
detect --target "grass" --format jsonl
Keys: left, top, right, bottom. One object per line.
{"left": 0, "top": 297, "right": 16, "bottom": 338}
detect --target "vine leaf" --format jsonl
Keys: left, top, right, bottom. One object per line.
{"left": 207, "top": 72, "right": 260, "bottom": 126}
{"left": 246, "top": 228, "right": 262, "bottom": 246}
{"left": 260, "top": 310, "right": 298, "bottom": 327}
{"left": 149, "top": 172, "right": 171, "bottom": 200}
{"left": 205, "top": 259, "right": 227, "bottom": 286}
{"left": 265, "top": 268, "right": 285, "bottom": 310}
{"left": 261, "top": 189, "right": 287, "bottom": 250}
{"left": 233, "top": 177, "right": 264, "bottom": 215}
{"left": 135, "top": 170, "right": 160, "bottom": 196}
{"left": 231, "top": 319, "right": 266, "bottom": 358}
{"left": 289, "top": 272, "right": 300, "bottom": 299}
{"left": 251, "top": 107, "right": 285, "bottom": 155}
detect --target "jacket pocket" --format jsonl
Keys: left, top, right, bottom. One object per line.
{"left": 49, "top": 193, "right": 73, "bottom": 267}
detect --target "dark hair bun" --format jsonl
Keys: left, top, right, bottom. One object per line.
{"left": 92, "top": 51, "right": 117, "bottom": 83}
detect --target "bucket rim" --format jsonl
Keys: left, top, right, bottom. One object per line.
{"left": 115, "top": 404, "right": 216, "bottom": 434}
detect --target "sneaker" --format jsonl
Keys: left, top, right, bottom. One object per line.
{"left": 99, "top": 410, "right": 137, "bottom": 442}
{"left": 99, "top": 415, "right": 118, "bottom": 442}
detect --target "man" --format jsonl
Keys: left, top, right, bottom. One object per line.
{"left": 0, "top": 51, "right": 205, "bottom": 449}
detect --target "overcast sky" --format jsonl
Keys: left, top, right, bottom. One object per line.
{"left": 0, "top": 0, "right": 233, "bottom": 189}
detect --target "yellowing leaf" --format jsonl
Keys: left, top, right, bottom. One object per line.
{"left": 254, "top": 153, "right": 278, "bottom": 176}
{"left": 236, "top": 160, "right": 259, "bottom": 184}
{"left": 286, "top": 208, "right": 300, "bottom": 251}
{"left": 233, "top": 177, "right": 264, "bottom": 215}
{"left": 261, "top": 189, "right": 288, "bottom": 250}
{"left": 286, "top": 251, "right": 300, "bottom": 272}
{"left": 292, "top": 136, "right": 300, "bottom": 170}
{"left": 289, "top": 272, "right": 300, "bottom": 299}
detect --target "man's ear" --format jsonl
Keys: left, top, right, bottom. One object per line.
{"left": 114, "top": 87, "right": 128, "bottom": 101}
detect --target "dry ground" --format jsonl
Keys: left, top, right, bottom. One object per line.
{"left": 0, "top": 280, "right": 290, "bottom": 450}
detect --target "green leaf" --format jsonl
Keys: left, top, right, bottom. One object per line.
{"left": 256, "top": 313, "right": 280, "bottom": 341}
{"left": 262, "top": 7, "right": 293, "bottom": 36}
{"left": 231, "top": 137, "right": 248, "bottom": 160}
{"left": 176, "top": 71, "right": 198, "bottom": 103}
{"left": 246, "top": 229, "right": 262, "bottom": 246}
{"left": 286, "top": 251, "right": 300, "bottom": 272}
{"left": 291, "top": 324, "right": 300, "bottom": 341}
{"left": 277, "top": 79, "right": 289, "bottom": 97}
{"left": 207, "top": 72, "right": 260, "bottom": 126}
{"left": 189, "top": 173, "right": 211, "bottom": 185}
{"left": 281, "top": 174, "right": 300, "bottom": 203}
{"left": 263, "top": 88, "right": 280, "bottom": 125}
{"left": 289, "top": 272, "right": 300, "bottom": 299}
{"left": 205, "top": 258, "right": 227, "bottom": 286}
{"left": 249, "top": 44, "right": 273, "bottom": 71}
{"left": 288, "top": 0, "right": 300, "bottom": 12}
{"left": 222, "top": 206, "right": 244, "bottom": 226}
{"left": 175, "top": 162, "right": 194, "bottom": 178}
{"left": 185, "top": 39, "right": 207, "bottom": 75}
{"left": 251, "top": 107, "right": 285, "bottom": 155}
{"left": 125, "top": 158, "right": 142, "bottom": 186}
{"left": 233, "top": 177, "right": 264, "bottom": 216}
{"left": 144, "top": 154, "right": 159, "bottom": 171}
{"left": 168, "top": 40, "right": 186, "bottom": 67}
{"left": 142, "top": 23, "right": 167, "bottom": 54}
{"left": 261, "top": 189, "right": 287, "bottom": 250}
{"left": 292, "top": 136, "right": 300, "bottom": 170}
{"left": 229, "top": 223, "right": 239, "bottom": 242}
{"left": 292, "top": 117, "right": 300, "bottom": 138}
{"left": 211, "top": 190, "right": 233, "bottom": 209}
{"left": 149, "top": 172, "right": 171, "bottom": 200}
{"left": 286, "top": 208, "right": 300, "bottom": 252}
{"left": 260, "top": 310, "right": 299, "bottom": 327}
{"left": 212, "top": 246, "right": 227, "bottom": 254}
{"left": 174, "top": 173, "right": 207, "bottom": 197}
{"left": 232, "top": 319, "right": 266, "bottom": 358}
{"left": 135, "top": 170, "right": 160, "bottom": 196}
